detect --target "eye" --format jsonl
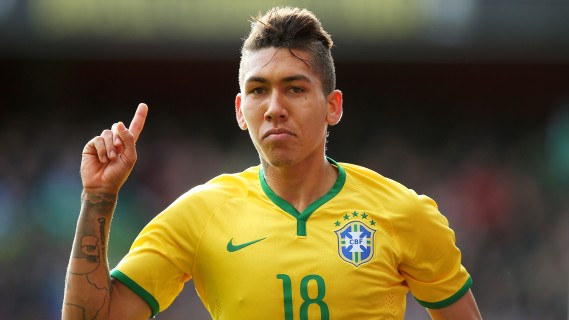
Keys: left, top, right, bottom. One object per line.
{"left": 287, "top": 86, "right": 304, "bottom": 94}
{"left": 249, "top": 87, "right": 268, "bottom": 95}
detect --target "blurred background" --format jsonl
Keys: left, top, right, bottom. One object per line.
{"left": 1, "top": 0, "right": 568, "bottom": 319}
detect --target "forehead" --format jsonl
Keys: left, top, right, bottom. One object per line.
{"left": 242, "top": 47, "right": 319, "bottom": 84}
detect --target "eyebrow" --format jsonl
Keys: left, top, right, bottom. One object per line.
{"left": 245, "top": 74, "right": 312, "bottom": 85}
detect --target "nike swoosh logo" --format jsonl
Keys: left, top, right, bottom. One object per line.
{"left": 227, "top": 237, "right": 266, "bottom": 252}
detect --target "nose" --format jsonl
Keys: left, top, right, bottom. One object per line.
{"left": 264, "top": 91, "right": 288, "bottom": 122}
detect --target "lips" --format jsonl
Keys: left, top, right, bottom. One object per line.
{"left": 262, "top": 128, "right": 294, "bottom": 139}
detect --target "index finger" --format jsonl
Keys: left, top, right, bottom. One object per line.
{"left": 129, "top": 103, "right": 149, "bottom": 142}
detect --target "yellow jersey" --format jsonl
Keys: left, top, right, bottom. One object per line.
{"left": 111, "top": 159, "right": 472, "bottom": 319}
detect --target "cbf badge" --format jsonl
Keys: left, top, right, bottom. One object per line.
{"left": 335, "top": 215, "right": 376, "bottom": 267}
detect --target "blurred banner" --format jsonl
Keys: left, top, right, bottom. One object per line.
{"left": 1, "top": 0, "right": 569, "bottom": 61}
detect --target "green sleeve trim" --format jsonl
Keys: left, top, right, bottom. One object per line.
{"left": 414, "top": 276, "right": 473, "bottom": 309}
{"left": 111, "top": 269, "right": 160, "bottom": 317}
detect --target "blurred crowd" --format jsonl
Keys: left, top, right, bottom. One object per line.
{"left": 0, "top": 97, "right": 568, "bottom": 320}
{"left": 2, "top": 0, "right": 569, "bottom": 317}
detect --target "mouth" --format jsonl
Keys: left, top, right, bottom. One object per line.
{"left": 262, "top": 128, "right": 294, "bottom": 139}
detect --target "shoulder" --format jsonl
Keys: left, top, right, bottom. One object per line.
{"left": 339, "top": 162, "right": 440, "bottom": 224}
{"left": 144, "top": 166, "right": 261, "bottom": 235}
{"left": 170, "top": 165, "right": 260, "bottom": 210}
{"left": 340, "top": 162, "right": 433, "bottom": 206}
{"left": 340, "top": 162, "right": 396, "bottom": 187}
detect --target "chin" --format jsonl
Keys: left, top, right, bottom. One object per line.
{"left": 261, "top": 152, "right": 296, "bottom": 168}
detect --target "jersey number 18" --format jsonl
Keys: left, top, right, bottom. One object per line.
{"left": 277, "top": 274, "right": 330, "bottom": 320}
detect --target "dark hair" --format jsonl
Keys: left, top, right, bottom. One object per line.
{"left": 239, "top": 7, "right": 336, "bottom": 95}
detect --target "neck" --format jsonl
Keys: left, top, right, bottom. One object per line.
{"left": 262, "top": 156, "right": 338, "bottom": 213}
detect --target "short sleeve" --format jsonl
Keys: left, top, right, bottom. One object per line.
{"left": 393, "top": 192, "right": 472, "bottom": 309}
{"left": 111, "top": 191, "right": 206, "bottom": 316}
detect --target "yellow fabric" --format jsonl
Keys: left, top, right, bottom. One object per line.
{"left": 111, "top": 162, "right": 471, "bottom": 319}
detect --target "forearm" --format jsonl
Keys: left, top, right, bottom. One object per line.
{"left": 63, "top": 191, "right": 117, "bottom": 320}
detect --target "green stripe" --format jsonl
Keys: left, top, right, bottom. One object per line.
{"left": 297, "top": 219, "right": 307, "bottom": 236}
{"left": 414, "top": 276, "right": 473, "bottom": 309}
{"left": 111, "top": 269, "right": 160, "bottom": 317}
{"left": 260, "top": 157, "right": 346, "bottom": 237}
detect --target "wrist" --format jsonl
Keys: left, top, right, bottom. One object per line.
{"left": 81, "top": 190, "right": 118, "bottom": 212}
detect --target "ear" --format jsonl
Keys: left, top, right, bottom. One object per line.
{"left": 235, "top": 93, "right": 248, "bottom": 130}
{"left": 326, "top": 90, "right": 343, "bottom": 126}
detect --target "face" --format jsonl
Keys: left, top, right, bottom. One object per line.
{"left": 69, "top": 235, "right": 100, "bottom": 274}
{"left": 236, "top": 47, "right": 342, "bottom": 169}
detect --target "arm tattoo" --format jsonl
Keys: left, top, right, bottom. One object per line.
{"left": 82, "top": 192, "right": 117, "bottom": 213}
{"left": 64, "top": 195, "right": 116, "bottom": 319}
{"left": 98, "top": 218, "right": 106, "bottom": 251}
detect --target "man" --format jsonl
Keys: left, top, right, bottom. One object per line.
{"left": 63, "top": 7, "right": 482, "bottom": 320}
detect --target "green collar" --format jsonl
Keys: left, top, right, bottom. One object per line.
{"left": 259, "top": 157, "right": 346, "bottom": 236}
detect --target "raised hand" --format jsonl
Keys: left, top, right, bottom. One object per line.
{"left": 80, "top": 103, "right": 148, "bottom": 195}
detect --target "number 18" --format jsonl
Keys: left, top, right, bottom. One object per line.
{"left": 277, "top": 274, "right": 329, "bottom": 320}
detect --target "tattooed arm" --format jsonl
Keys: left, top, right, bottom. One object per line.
{"left": 63, "top": 104, "right": 150, "bottom": 320}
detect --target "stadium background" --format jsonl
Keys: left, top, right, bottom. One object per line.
{"left": 0, "top": 1, "right": 568, "bottom": 319}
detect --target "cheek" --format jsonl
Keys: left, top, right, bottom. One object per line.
{"left": 300, "top": 114, "right": 327, "bottom": 139}
{"left": 307, "top": 105, "right": 329, "bottom": 138}
{"left": 242, "top": 104, "right": 265, "bottom": 127}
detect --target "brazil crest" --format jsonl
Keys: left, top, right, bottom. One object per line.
{"left": 335, "top": 219, "right": 376, "bottom": 267}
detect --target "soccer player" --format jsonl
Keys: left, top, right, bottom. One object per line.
{"left": 63, "top": 7, "right": 482, "bottom": 320}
